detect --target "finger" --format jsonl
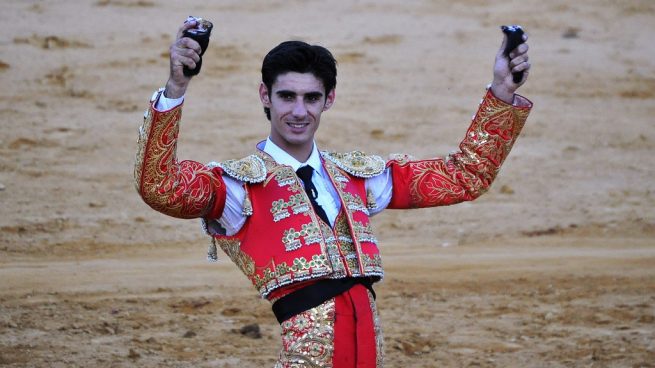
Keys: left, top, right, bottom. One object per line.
{"left": 171, "top": 46, "right": 200, "bottom": 64}
{"left": 509, "top": 55, "right": 529, "bottom": 69}
{"left": 179, "top": 37, "right": 202, "bottom": 54}
{"left": 172, "top": 42, "right": 201, "bottom": 62}
{"left": 512, "top": 61, "right": 531, "bottom": 74}
{"left": 509, "top": 43, "right": 529, "bottom": 59}
{"left": 176, "top": 19, "right": 198, "bottom": 40}
{"left": 173, "top": 55, "right": 197, "bottom": 70}
{"left": 178, "top": 47, "right": 200, "bottom": 63}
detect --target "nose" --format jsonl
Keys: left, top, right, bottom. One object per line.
{"left": 291, "top": 98, "right": 307, "bottom": 118}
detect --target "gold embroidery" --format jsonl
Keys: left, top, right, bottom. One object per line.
{"left": 342, "top": 192, "right": 369, "bottom": 215}
{"left": 271, "top": 199, "right": 292, "bottom": 222}
{"left": 323, "top": 164, "right": 347, "bottom": 190}
{"left": 252, "top": 255, "right": 331, "bottom": 296}
{"left": 216, "top": 148, "right": 388, "bottom": 298}
{"left": 218, "top": 155, "right": 267, "bottom": 183}
{"left": 271, "top": 194, "right": 311, "bottom": 222}
{"left": 282, "top": 228, "right": 302, "bottom": 251}
{"left": 403, "top": 91, "right": 529, "bottom": 207}
{"left": 260, "top": 157, "right": 305, "bottom": 193}
{"left": 273, "top": 166, "right": 297, "bottom": 187}
{"left": 319, "top": 221, "right": 347, "bottom": 278}
{"left": 330, "top": 215, "right": 383, "bottom": 277}
{"left": 353, "top": 221, "right": 377, "bottom": 244}
{"left": 215, "top": 238, "right": 255, "bottom": 276}
{"left": 362, "top": 253, "right": 383, "bottom": 275}
{"left": 282, "top": 222, "right": 322, "bottom": 251}
{"left": 291, "top": 196, "right": 311, "bottom": 215}
{"left": 336, "top": 219, "right": 377, "bottom": 245}
{"left": 368, "top": 290, "right": 385, "bottom": 367}
{"left": 321, "top": 150, "right": 386, "bottom": 178}
{"left": 332, "top": 172, "right": 349, "bottom": 183}
{"left": 276, "top": 299, "right": 335, "bottom": 367}
{"left": 242, "top": 186, "right": 253, "bottom": 216}
{"left": 366, "top": 188, "right": 377, "bottom": 211}
{"left": 134, "top": 106, "right": 220, "bottom": 219}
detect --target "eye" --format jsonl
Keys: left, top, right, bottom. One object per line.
{"left": 305, "top": 94, "right": 322, "bottom": 103}
{"left": 277, "top": 92, "right": 295, "bottom": 101}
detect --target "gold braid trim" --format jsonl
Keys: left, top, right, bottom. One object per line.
{"left": 217, "top": 155, "right": 267, "bottom": 183}
{"left": 394, "top": 90, "right": 531, "bottom": 208}
{"left": 321, "top": 150, "right": 386, "bottom": 178}
{"left": 134, "top": 105, "right": 222, "bottom": 219}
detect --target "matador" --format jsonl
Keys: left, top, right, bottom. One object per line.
{"left": 135, "top": 18, "right": 532, "bottom": 367}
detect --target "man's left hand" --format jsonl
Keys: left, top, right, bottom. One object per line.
{"left": 490, "top": 32, "right": 530, "bottom": 103}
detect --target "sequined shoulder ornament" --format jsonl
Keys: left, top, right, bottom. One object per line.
{"left": 320, "top": 150, "right": 386, "bottom": 178}
{"left": 212, "top": 155, "right": 267, "bottom": 183}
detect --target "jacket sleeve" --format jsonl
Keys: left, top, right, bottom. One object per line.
{"left": 387, "top": 89, "right": 532, "bottom": 209}
{"left": 134, "top": 101, "right": 226, "bottom": 219}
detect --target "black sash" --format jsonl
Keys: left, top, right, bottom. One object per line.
{"left": 272, "top": 277, "right": 376, "bottom": 324}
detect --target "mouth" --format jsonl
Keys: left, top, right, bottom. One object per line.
{"left": 286, "top": 122, "right": 309, "bottom": 129}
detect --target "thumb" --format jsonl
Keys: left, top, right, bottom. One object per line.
{"left": 176, "top": 18, "right": 198, "bottom": 40}
{"left": 496, "top": 32, "right": 508, "bottom": 59}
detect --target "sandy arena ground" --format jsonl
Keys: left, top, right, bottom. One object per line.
{"left": 1, "top": 0, "right": 654, "bottom": 367}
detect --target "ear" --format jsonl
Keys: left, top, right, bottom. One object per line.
{"left": 259, "top": 83, "right": 271, "bottom": 107}
{"left": 323, "top": 89, "right": 336, "bottom": 111}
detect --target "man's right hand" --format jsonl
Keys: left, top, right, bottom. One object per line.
{"left": 164, "top": 20, "right": 203, "bottom": 99}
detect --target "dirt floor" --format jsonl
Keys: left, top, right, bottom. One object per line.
{"left": 1, "top": 0, "right": 654, "bottom": 367}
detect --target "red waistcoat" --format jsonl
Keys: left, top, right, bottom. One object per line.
{"left": 204, "top": 150, "right": 386, "bottom": 299}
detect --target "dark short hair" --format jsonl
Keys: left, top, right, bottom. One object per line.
{"left": 261, "top": 41, "right": 337, "bottom": 120}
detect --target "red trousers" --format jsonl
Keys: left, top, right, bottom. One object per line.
{"left": 275, "top": 284, "right": 383, "bottom": 367}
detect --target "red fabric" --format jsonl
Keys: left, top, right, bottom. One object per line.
{"left": 387, "top": 89, "right": 532, "bottom": 210}
{"left": 136, "top": 105, "right": 227, "bottom": 220}
{"left": 333, "top": 284, "right": 377, "bottom": 367}
{"left": 231, "top": 154, "right": 382, "bottom": 299}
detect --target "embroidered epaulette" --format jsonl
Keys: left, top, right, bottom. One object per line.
{"left": 320, "top": 150, "right": 386, "bottom": 178}
{"left": 387, "top": 153, "right": 416, "bottom": 166}
{"left": 211, "top": 155, "right": 267, "bottom": 183}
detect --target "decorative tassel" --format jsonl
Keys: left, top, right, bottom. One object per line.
{"left": 242, "top": 186, "right": 253, "bottom": 216}
{"left": 366, "top": 188, "right": 377, "bottom": 210}
{"left": 207, "top": 237, "right": 218, "bottom": 263}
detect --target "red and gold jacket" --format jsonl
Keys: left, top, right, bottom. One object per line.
{"left": 201, "top": 149, "right": 386, "bottom": 298}
{"left": 134, "top": 89, "right": 532, "bottom": 298}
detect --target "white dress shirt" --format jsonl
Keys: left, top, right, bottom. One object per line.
{"left": 156, "top": 93, "right": 393, "bottom": 236}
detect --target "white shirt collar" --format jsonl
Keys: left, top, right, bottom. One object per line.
{"left": 261, "top": 138, "right": 323, "bottom": 174}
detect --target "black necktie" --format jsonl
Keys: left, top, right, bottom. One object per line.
{"left": 296, "top": 166, "right": 330, "bottom": 225}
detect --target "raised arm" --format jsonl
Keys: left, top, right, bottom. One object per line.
{"left": 134, "top": 101, "right": 226, "bottom": 219}
{"left": 387, "top": 29, "right": 532, "bottom": 209}
{"left": 134, "top": 19, "right": 226, "bottom": 219}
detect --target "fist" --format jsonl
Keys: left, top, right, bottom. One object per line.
{"left": 491, "top": 32, "right": 531, "bottom": 103}
{"left": 165, "top": 20, "right": 203, "bottom": 98}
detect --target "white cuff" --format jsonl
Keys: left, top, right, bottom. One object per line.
{"left": 151, "top": 88, "right": 184, "bottom": 111}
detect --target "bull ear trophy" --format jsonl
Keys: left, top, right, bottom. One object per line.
{"left": 182, "top": 16, "right": 213, "bottom": 77}
{"left": 501, "top": 25, "right": 526, "bottom": 83}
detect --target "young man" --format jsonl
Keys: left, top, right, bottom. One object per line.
{"left": 135, "top": 19, "right": 532, "bottom": 368}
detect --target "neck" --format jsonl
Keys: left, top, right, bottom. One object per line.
{"left": 269, "top": 138, "right": 313, "bottom": 163}
{"left": 286, "top": 146, "right": 313, "bottom": 163}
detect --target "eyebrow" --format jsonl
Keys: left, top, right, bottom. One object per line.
{"left": 275, "top": 90, "right": 324, "bottom": 98}
{"left": 304, "top": 92, "right": 324, "bottom": 99}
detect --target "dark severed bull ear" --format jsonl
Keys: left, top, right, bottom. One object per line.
{"left": 501, "top": 25, "right": 525, "bottom": 84}
{"left": 183, "top": 16, "right": 213, "bottom": 77}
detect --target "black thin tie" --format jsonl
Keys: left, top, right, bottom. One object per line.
{"left": 296, "top": 166, "right": 330, "bottom": 225}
